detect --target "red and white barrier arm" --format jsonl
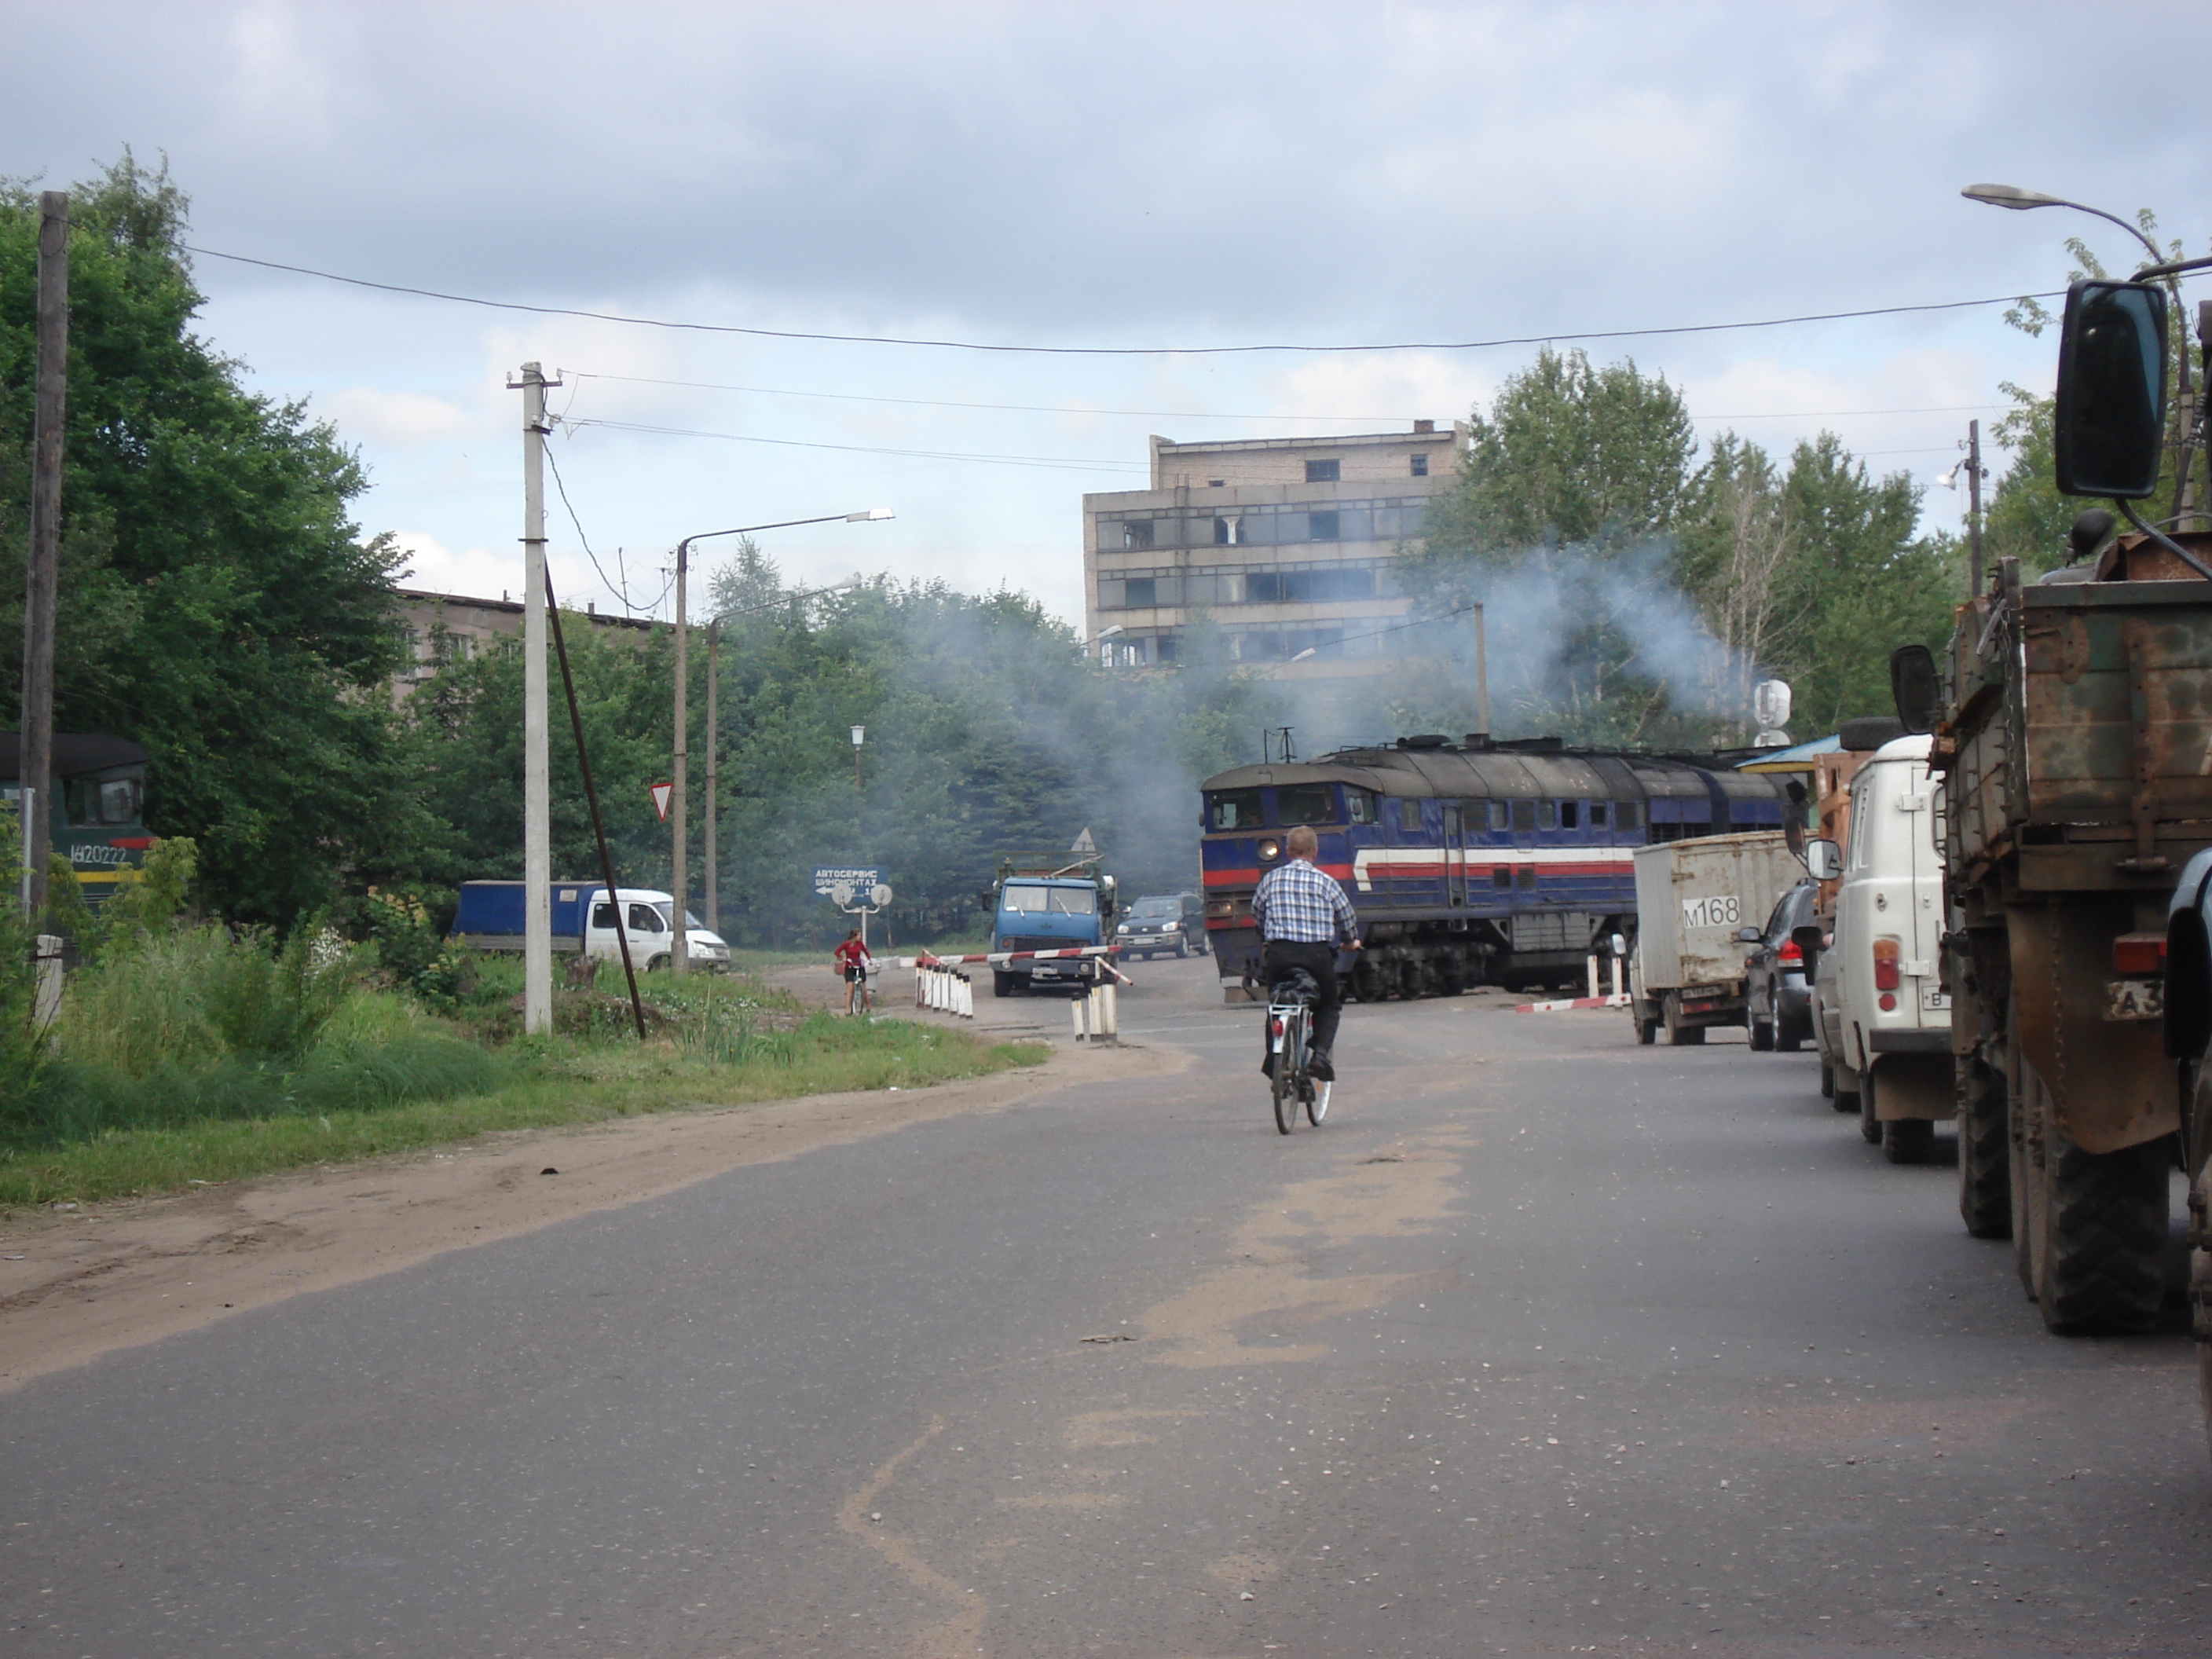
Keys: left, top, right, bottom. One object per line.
{"left": 894, "top": 945, "right": 1119, "bottom": 968}
{"left": 899, "top": 944, "right": 1133, "bottom": 987}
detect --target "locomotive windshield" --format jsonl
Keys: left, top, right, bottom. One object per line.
{"left": 66, "top": 771, "right": 142, "bottom": 826}
{"left": 1275, "top": 784, "right": 1339, "bottom": 826}
{"left": 1207, "top": 789, "right": 1262, "bottom": 830}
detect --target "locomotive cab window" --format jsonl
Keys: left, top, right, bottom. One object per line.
{"left": 1276, "top": 784, "right": 1340, "bottom": 826}
{"left": 1397, "top": 799, "right": 1423, "bottom": 832}
{"left": 66, "top": 773, "right": 142, "bottom": 827}
{"left": 1346, "top": 789, "right": 1379, "bottom": 826}
{"left": 1207, "top": 789, "right": 1263, "bottom": 830}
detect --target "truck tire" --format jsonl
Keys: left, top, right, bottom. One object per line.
{"left": 993, "top": 971, "right": 1013, "bottom": 998}
{"left": 1957, "top": 1056, "right": 2010, "bottom": 1238}
{"left": 1663, "top": 995, "right": 1705, "bottom": 1046}
{"left": 1635, "top": 1012, "right": 1658, "bottom": 1046}
{"left": 1881, "top": 1117, "right": 1935, "bottom": 1164}
{"left": 2027, "top": 1067, "right": 2168, "bottom": 1336}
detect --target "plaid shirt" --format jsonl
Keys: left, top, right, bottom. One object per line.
{"left": 1252, "top": 855, "right": 1358, "bottom": 945}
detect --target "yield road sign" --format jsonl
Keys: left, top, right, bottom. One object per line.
{"left": 649, "top": 781, "right": 674, "bottom": 822}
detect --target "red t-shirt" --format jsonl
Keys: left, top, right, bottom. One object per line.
{"left": 833, "top": 938, "right": 870, "bottom": 972}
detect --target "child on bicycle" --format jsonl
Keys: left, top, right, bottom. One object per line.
{"left": 833, "top": 928, "right": 873, "bottom": 1013}
{"left": 1252, "top": 824, "right": 1361, "bottom": 1080}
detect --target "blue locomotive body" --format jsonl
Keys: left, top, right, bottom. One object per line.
{"left": 1200, "top": 735, "right": 1790, "bottom": 999}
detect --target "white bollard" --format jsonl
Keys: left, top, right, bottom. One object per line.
{"left": 1610, "top": 953, "right": 1624, "bottom": 1000}
{"left": 32, "top": 934, "right": 63, "bottom": 1039}
{"left": 1586, "top": 953, "right": 1599, "bottom": 1000}
{"left": 958, "top": 972, "right": 972, "bottom": 1018}
{"left": 1072, "top": 996, "right": 1089, "bottom": 1040}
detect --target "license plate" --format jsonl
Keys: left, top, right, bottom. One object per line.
{"left": 2106, "top": 978, "right": 2163, "bottom": 1020}
{"left": 1921, "top": 987, "right": 1950, "bottom": 1011}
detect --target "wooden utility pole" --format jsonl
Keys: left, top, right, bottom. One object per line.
{"left": 704, "top": 621, "right": 720, "bottom": 937}
{"left": 672, "top": 540, "right": 690, "bottom": 974}
{"left": 20, "top": 192, "right": 68, "bottom": 920}
{"left": 1965, "top": 419, "right": 1985, "bottom": 593}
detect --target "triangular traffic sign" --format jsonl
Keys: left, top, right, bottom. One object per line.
{"left": 649, "top": 781, "right": 674, "bottom": 822}
{"left": 1070, "top": 826, "right": 1097, "bottom": 853}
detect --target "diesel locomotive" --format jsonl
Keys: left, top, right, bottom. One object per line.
{"left": 1200, "top": 733, "right": 1793, "bottom": 999}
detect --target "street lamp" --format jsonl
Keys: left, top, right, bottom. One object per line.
{"left": 851, "top": 724, "right": 866, "bottom": 795}
{"left": 702, "top": 571, "right": 864, "bottom": 936}
{"left": 671, "top": 510, "right": 892, "bottom": 973}
{"left": 1963, "top": 182, "right": 2197, "bottom": 527}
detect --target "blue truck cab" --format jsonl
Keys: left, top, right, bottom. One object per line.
{"left": 990, "top": 852, "right": 1115, "bottom": 998}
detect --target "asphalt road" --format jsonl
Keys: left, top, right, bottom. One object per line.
{"left": 5, "top": 958, "right": 2210, "bottom": 1657}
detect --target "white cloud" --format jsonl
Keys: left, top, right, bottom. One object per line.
{"left": 322, "top": 388, "right": 478, "bottom": 448}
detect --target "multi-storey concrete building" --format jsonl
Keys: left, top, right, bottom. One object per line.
{"left": 1082, "top": 421, "right": 1467, "bottom": 675}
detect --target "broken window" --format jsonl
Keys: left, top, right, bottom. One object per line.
{"left": 1122, "top": 520, "right": 1155, "bottom": 549}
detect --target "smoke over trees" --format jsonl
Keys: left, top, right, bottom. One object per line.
{"left": 1401, "top": 346, "right": 1961, "bottom": 746}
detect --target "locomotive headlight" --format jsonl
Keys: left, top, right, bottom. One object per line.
{"left": 1258, "top": 838, "right": 1281, "bottom": 861}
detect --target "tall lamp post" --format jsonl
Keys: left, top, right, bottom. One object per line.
{"left": 703, "top": 573, "right": 862, "bottom": 937}
{"left": 1963, "top": 182, "right": 2199, "bottom": 529}
{"left": 670, "top": 509, "right": 892, "bottom": 974}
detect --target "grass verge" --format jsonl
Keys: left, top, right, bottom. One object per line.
{"left": 1, "top": 1013, "right": 1049, "bottom": 1210}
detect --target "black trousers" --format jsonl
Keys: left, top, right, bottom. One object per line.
{"left": 1261, "top": 940, "right": 1343, "bottom": 1057}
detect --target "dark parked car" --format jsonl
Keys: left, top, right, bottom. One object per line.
{"left": 1737, "top": 877, "right": 1818, "bottom": 1053}
{"left": 1116, "top": 892, "right": 1207, "bottom": 959}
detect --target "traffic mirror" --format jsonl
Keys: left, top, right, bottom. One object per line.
{"left": 1804, "top": 839, "right": 1842, "bottom": 881}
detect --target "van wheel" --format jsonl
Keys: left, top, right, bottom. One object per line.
{"left": 646, "top": 954, "right": 670, "bottom": 973}
{"left": 1820, "top": 1060, "right": 1836, "bottom": 1099}
{"left": 1174, "top": 936, "right": 1188, "bottom": 958}
{"left": 1749, "top": 1012, "right": 1774, "bottom": 1052}
{"left": 1882, "top": 1117, "right": 1935, "bottom": 1164}
{"left": 1858, "top": 1070, "right": 1882, "bottom": 1143}
{"left": 1663, "top": 996, "right": 1705, "bottom": 1046}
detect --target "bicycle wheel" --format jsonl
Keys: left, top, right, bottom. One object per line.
{"left": 1307, "top": 1078, "right": 1331, "bottom": 1126}
{"left": 1272, "top": 1016, "right": 1300, "bottom": 1134}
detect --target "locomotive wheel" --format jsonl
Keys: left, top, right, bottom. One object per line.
{"left": 2027, "top": 1072, "right": 2167, "bottom": 1335}
{"left": 1957, "top": 1055, "right": 2011, "bottom": 1239}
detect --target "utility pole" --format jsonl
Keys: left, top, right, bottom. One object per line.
{"left": 704, "top": 620, "right": 719, "bottom": 938}
{"left": 514, "top": 363, "right": 558, "bottom": 1034}
{"left": 672, "top": 542, "right": 692, "bottom": 974}
{"left": 1966, "top": 419, "right": 1985, "bottom": 593}
{"left": 20, "top": 192, "right": 68, "bottom": 920}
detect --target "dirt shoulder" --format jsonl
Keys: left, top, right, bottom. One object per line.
{"left": 0, "top": 1035, "right": 1183, "bottom": 1394}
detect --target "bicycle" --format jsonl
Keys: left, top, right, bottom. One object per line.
{"left": 844, "top": 961, "right": 875, "bottom": 1016}
{"left": 1265, "top": 969, "right": 1331, "bottom": 1134}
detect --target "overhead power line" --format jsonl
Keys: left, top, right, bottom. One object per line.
{"left": 560, "top": 416, "right": 1147, "bottom": 474}
{"left": 183, "top": 240, "right": 2068, "bottom": 357}
{"left": 562, "top": 368, "right": 2009, "bottom": 427}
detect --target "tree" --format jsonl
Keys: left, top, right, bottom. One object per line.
{"left": 0, "top": 156, "right": 423, "bottom": 925}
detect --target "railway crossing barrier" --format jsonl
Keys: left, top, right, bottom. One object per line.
{"left": 914, "top": 961, "right": 974, "bottom": 1019}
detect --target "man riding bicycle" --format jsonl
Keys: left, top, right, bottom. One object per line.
{"left": 833, "top": 927, "right": 873, "bottom": 1013}
{"left": 1251, "top": 824, "right": 1361, "bottom": 1081}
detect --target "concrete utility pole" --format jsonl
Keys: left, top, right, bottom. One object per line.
{"left": 1473, "top": 603, "right": 1489, "bottom": 740}
{"left": 20, "top": 192, "right": 68, "bottom": 920}
{"left": 515, "top": 363, "right": 558, "bottom": 1034}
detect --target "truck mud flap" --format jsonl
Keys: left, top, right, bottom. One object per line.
{"left": 2011, "top": 898, "right": 2178, "bottom": 1154}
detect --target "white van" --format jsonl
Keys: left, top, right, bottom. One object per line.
{"left": 1809, "top": 734, "right": 1950, "bottom": 1161}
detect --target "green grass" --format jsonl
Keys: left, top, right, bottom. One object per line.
{"left": 1, "top": 934, "right": 1050, "bottom": 1210}
{"left": 0, "top": 1013, "right": 1049, "bottom": 1209}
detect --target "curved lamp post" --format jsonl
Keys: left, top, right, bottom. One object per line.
{"left": 1963, "top": 183, "right": 2199, "bottom": 528}
{"left": 671, "top": 511, "right": 891, "bottom": 972}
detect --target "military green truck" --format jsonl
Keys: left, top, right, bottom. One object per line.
{"left": 1896, "top": 269, "right": 2212, "bottom": 1356}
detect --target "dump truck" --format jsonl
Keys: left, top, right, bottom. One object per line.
{"left": 1903, "top": 269, "right": 2212, "bottom": 1356}
{"left": 1624, "top": 830, "right": 1802, "bottom": 1045}
{"left": 989, "top": 850, "right": 1117, "bottom": 996}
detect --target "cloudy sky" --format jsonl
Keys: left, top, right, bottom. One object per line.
{"left": 8, "top": 2, "right": 2208, "bottom": 625}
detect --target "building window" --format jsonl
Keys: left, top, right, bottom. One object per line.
{"left": 1154, "top": 634, "right": 1180, "bottom": 665}
{"left": 1122, "top": 520, "right": 1155, "bottom": 549}
{"left": 1305, "top": 459, "right": 1340, "bottom": 482}
{"left": 1124, "top": 577, "right": 1155, "bottom": 608}
{"left": 1410, "top": 453, "right": 1429, "bottom": 477}
{"left": 1307, "top": 511, "right": 1340, "bottom": 541}
{"left": 1097, "top": 579, "right": 1126, "bottom": 609}
{"left": 1207, "top": 478, "right": 1225, "bottom": 487}
{"left": 1214, "top": 516, "right": 1240, "bottom": 545}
